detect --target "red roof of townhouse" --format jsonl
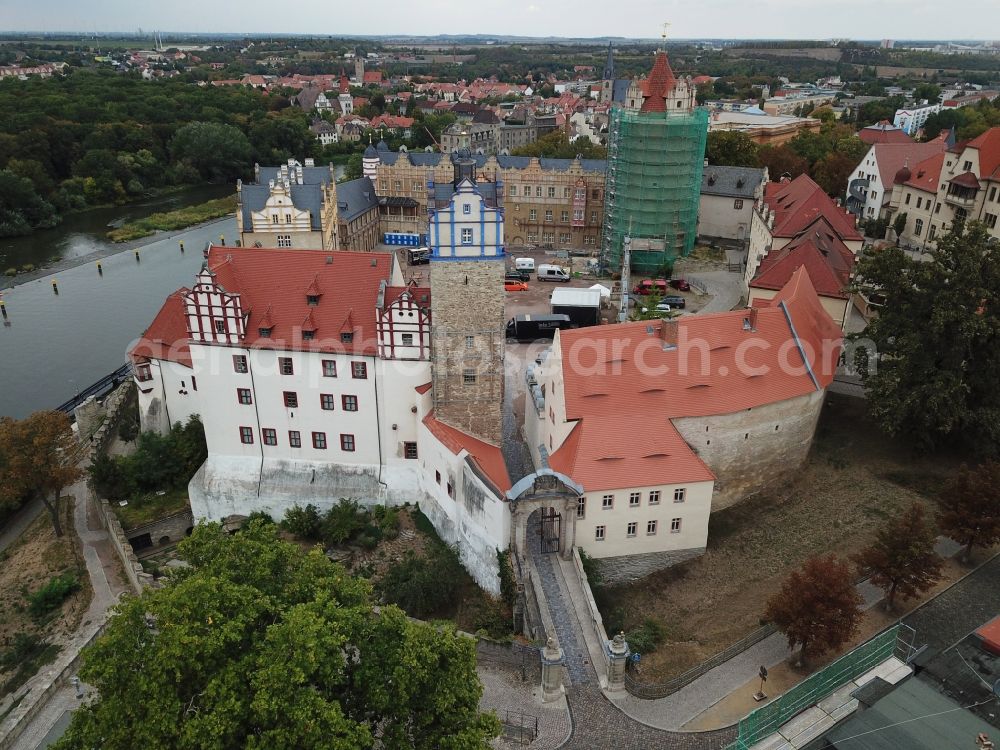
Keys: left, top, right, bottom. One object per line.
{"left": 751, "top": 217, "right": 856, "bottom": 299}
{"left": 423, "top": 412, "right": 511, "bottom": 492}
{"left": 130, "top": 290, "right": 193, "bottom": 368}
{"left": 903, "top": 151, "right": 946, "bottom": 193}
{"left": 638, "top": 50, "right": 677, "bottom": 113}
{"left": 859, "top": 120, "right": 912, "bottom": 145}
{"left": 362, "top": 71, "right": 382, "bottom": 84}
{"left": 370, "top": 115, "right": 414, "bottom": 130}
{"left": 967, "top": 127, "right": 1000, "bottom": 180}
{"left": 871, "top": 141, "right": 949, "bottom": 195}
{"left": 548, "top": 267, "right": 841, "bottom": 491}
{"left": 130, "top": 247, "right": 397, "bottom": 363}
{"left": 764, "top": 174, "right": 862, "bottom": 241}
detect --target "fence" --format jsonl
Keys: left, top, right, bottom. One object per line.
{"left": 475, "top": 640, "right": 541, "bottom": 683}
{"left": 624, "top": 623, "right": 778, "bottom": 699}
{"left": 501, "top": 710, "right": 539, "bottom": 745}
{"left": 725, "top": 624, "right": 909, "bottom": 750}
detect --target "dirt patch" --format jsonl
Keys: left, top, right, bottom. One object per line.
{"left": 0, "top": 498, "right": 91, "bottom": 696}
{"left": 596, "top": 394, "right": 969, "bottom": 683}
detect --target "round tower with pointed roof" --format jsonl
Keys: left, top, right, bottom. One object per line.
{"left": 362, "top": 142, "right": 380, "bottom": 183}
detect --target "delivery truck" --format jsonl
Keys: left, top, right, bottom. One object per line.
{"left": 505, "top": 314, "right": 574, "bottom": 342}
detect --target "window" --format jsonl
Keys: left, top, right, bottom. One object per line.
{"left": 544, "top": 210, "right": 553, "bottom": 222}
{"left": 463, "top": 204, "right": 471, "bottom": 215}
{"left": 302, "top": 330, "right": 315, "bottom": 341}
{"left": 135, "top": 364, "right": 152, "bottom": 382}
{"left": 233, "top": 355, "right": 248, "bottom": 373}
{"left": 288, "top": 430, "right": 301, "bottom": 448}
{"left": 258, "top": 327, "right": 272, "bottom": 338}
{"left": 573, "top": 209, "right": 584, "bottom": 222}
{"left": 595, "top": 525, "right": 605, "bottom": 541}
{"left": 535, "top": 186, "right": 542, "bottom": 197}
{"left": 602, "top": 494, "right": 614, "bottom": 509}
{"left": 529, "top": 209, "right": 537, "bottom": 221}
{"left": 322, "top": 360, "right": 337, "bottom": 378}
{"left": 461, "top": 228, "right": 473, "bottom": 245}
{"left": 670, "top": 518, "right": 681, "bottom": 533}
{"left": 916, "top": 197, "right": 922, "bottom": 209}
{"left": 306, "top": 294, "right": 320, "bottom": 306}
{"left": 447, "top": 482, "right": 454, "bottom": 498}
{"left": 239, "top": 426, "right": 254, "bottom": 444}
{"left": 191, "top": 376, "right": 197, "bottom": 391}
{"left": 870, "top": 191, "right": 877, "bottom": 202}
{"left": 214, "top": 319, "right": 226, "bottom": 334}
{"left": 312, "top": 432, "right": 327, "bottom": 449}
{"left": 577, "top": 497, "right": 586, "bottom": 518}
{"left": 400, "top": 332, "right": 414, "bottom": 346}
{"left": 463, "top": 368, "right": 477, "bottom": 385}
{"left": 734, "top": 199, "right": 744, "bottom": 210}
{"left": 674, "top": 488, "right": 686, "bottom": 503}
{"left": 283, "top": 391, "right": 298, "bottom": 408}
{"left": 320, "top": 393, "right": 335, "bottom": 410}
{"left": 648, "top": 490, "right": 661, "bottom": 505}
{"left": 341, "top": 332, "right": 354, "bottom": 344}
{"left": 284, "top": 213, "right": 292, "bottom": 224}
{"left": 990, "top": 187, "right": 997, "bottom": 202}
{"left": 509, "top": 184, "right": 517, "bottom": 196}
{"left": 352, "top": 362, "right": 367, "bottom": 379}
{"left": 964, "top": 160, "right": 972, "bottom": 171}
{"left": 629, "top": 492, "right": 641, "bottom": 507}
{"left": 340, "top": 434, "right": 355, "bottom": 452}
{"left": 277, "top": 235, "right": 292, "bottom": 248}
{"left": 413, "top": 180, "right": 422, "bottom": 192}
{"left": 545, "top": 187, "right": 554, "bottom": 198}
{"left": 914, "top": 218, "right": 923, "bottom": 236}
{"left": 905, "top": 194, "right": 911, "bottom": 205}
{"left": 559, "top": 233, "right": 570, "bottom": 244}
{"left": 262, "top": 428, "right": 277, "bottom": 446}
{"left": 648, "top": 519, "right": 659, "bottom": 535}
{"left": 929, "top": 224, "right": 937, "bottom": 240}
{"left": 627, "top": 522, "right": 637, "bottom": 537}
{"left": 271, "top": 214, "right": 279, "bottom": 224}
{"left": 986, "top": 213, "right": 998, "bottom": 229}
{"left": 279, "top": 357, "right": 294, "bottom": 375}
{"left": 342, "top": 394, "right": 358, "bottom": 411}
{"left": 465, "top": 335, "right": 475, "bottom": 349}
{"left": 404, "top": 442, "right": 418, "bottom": 459}
{"left": 560, "top": 210, "right": 569, "bottom": 222}
{"left": 435, "top": 470, "right": 441, "bottom": 484}
{"left": 527, "top": 233, "right": 537, "bottom": 243}
{"left": 592, "top": 189, "right": 599, "bottom": 199}
{"left": 590, "top": 210, "right": 598, "bottom": 223}
{"left": 575, "top": 187, "right": 585, "bottom": 200}
{"left": 237, "top": 388, "right": 252, "bottom": 405}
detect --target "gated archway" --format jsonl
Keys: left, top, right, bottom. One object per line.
{"left": 507, "top": 469, "right": 584, "bottom": 562}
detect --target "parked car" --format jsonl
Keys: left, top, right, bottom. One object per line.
{"left": 407, "top": 246, "right": 431, "bottom": 265}
{"left": 504, "top": 280, "right": 529, "bottom": 292}
{"left": 506, "top": 270, "right": 530, "bottom": 282}
{"left": 661, "top": 295, "right": 686, "bottom": 309}
{"left": 669, "top": 278, "right": 691, "bottom": 291}
{"left": 537, "top": 264, "right": 571, "bottom": 282}
{"left": 515, "top": 257, "right": 536, "bottom": 272}
{"left": 633, "top": 279, "right": 668, "bottom": 296}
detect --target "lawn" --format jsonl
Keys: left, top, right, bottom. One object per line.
{"left": 594, "top": 394, "right": 969, "bottom": 683}
{"left": 114, "top": 488, "right": 190, "bottom": 530}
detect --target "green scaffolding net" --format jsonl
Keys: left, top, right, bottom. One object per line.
{"left": 602, "top": 106, "right": 708, "bottom": 275}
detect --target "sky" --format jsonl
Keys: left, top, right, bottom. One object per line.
{"left": 4, "top": 0, "right": 1000, "bottom": 41}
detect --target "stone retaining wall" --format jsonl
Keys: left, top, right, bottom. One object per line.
{"left": 96, "top": 499, "right": 156, "bottom": 594}
{"left": 84, "top": 381, "right": 134, "bottom": 462}
{"left": 124, "top": 509, "right": 194, "bottom": 549}
{"left": 594, "top": 546, "right": 705, "bottom": 585}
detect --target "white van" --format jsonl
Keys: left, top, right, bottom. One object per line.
{"left": 537, "top": 264, "right": 571, "bottom": 282}
{"left": 515, "top": 257, "right": 535, "bottom": 272}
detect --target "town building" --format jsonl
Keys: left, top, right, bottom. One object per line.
{"left": 310, "top": 119, "right": 338, "bottom": 146}
{"left": 883, "top": 126, "right": 1000, "bottom": 254}
{"left": 236, "top": 160, "right": 339, "bottom": 250}
{"left": 603, "top": 48, "right": 708, "bottom": 273}
{"left": 892, "top": 101, "right": 941, "bottom": 136}
{"left": 746, "top": 173, "right": 863, "bottom": 295}
{"left": 858, "top": 120, "right": 912, "bottom": 146}
{"left": 332, "top": 177, "right": 380, "bottom": 253}
{"left": 707, "top": 108, "right": 821, "bottom": 146}
{"left": 845, "top": 138, "right": 949, "bottom": 220}
{"left": 761, "top": 93, "right": 836, "bottom": 116}
{"left": 441, "top": 122, "right": 499, "bottom": 155}
{"left": 698, "top": 165, "right": 768, "bottom": 243}
{"left": 524, "top": 266, "right": 841, "bottom": 580}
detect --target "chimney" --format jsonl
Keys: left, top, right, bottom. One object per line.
{"left": 660, "top": 319, "right": 679, "bottom": 348}
{"left": 743, "top": 307, "right": 758, "bottom": 331}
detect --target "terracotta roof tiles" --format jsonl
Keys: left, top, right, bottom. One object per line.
{"left": 422, "top": 412, "right": 511, "bottom": 493}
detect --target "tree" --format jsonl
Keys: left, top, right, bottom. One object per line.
{"left": 765, "top": 554, "right": 863, "bottom": 667}
{"left": 892, "top": 211, "right": 908, "bottom": 245}
{"left": 511, "top": 129, "right": 606, "bottom": 160}
{"left": 853, "top": 223, "right": 1000, "bottom": 450}
{"left": 0, "top": 411, "right": 83, "bottom": 537}
{"left": 757, "top": 144, "right": 808, "bottom": 181}
{"left": 937, "top": 462, "right": 1000, "bottom": 562}
{"left": 53, "top": 522, "right": 499, "bottom": 750}
{"left": 169, "top": 121, "right": 252, "bottom": 181}
{"left": 851, "top": 503, "right": 943, "bottom": 610}
{"left": 912, "top": 83, "right": 942, "bottom": 105}
{"left": 0, "top": 168, "right": 58, "bottom": 236}
{"left": 812, "top": 151, "right": 856, "bottom": 196}
{"left": 705, "top": 131, "right": 760, "bottom": 168}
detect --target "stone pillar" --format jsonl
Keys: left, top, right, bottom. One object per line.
{"left": 606, "top": 631, "right": 630, "bottom": 693}
{"left": 541, "top": 636, "right": 565, "bottom": 703}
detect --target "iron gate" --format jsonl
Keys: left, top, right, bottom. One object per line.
{"left": 539, "top": 507, "right": 561, "bottom": 554}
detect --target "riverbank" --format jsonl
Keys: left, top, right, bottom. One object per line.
{"left": 0, "top": 215, "right": 234, "bottom": 291}
{"left": 107, "top": 195, "right": 237, "bottom": 243}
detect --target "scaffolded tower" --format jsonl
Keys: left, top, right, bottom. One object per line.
{"left": 602, "top": 54, "right": 708, "bottom": 275}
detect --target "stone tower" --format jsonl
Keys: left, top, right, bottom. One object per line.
{"left": 428, "top": 150, "right": 505, "bottom": 444}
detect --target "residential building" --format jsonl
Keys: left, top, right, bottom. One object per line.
{"left": 698, "top": 165, "right": 768, "bottom": 242}
{"left": 524, "top": 266, "right": 841, "bottom": 581}
{"left": 333, "top": 177, "right": 380, "bottom": 253}
{"left": 604, "top": 48, "right": 708, "bottom": 273}
{"left": 942, "top": 90, "right": 998, "bottom": 108}
{"left": 883, "top": 126, "right": 1000, "bottom": 253}
{"left": 236, "top": 159, "right": 339, "bottom": 250}
{"left": 746, "top": 173, "right": 863, "bottom": 292}
{"left": 845, "top": 140, "right": 949, "bottom": 219}
{"left": 762, "top": 93, "right": 836, "bottom": 116}
{"left": 708, "top": 108, "right": 821, "bottom": 146}
{"left": 310, "top": 119, "right": 338, "bottom": 146}
{"left": 892, "top": 102, "right": 941, "bottom": 136}
{"left": 440, "top": 122, "right": 500, "bottom": 155}
{"left": 858, "top": 120, "right": 912, "bottom": 146}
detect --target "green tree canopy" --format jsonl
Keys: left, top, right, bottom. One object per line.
{"left": 705, "top": 131, "right": 760, "bottom": 168}
{"left": 854, "top": 222, "right": 1000, "bottom": 452}
{"left": 54, "top": 521, "right": 499, "bottom": 750}
{"left": 511, "top": 128, "right": 606, "bottom": 160}
{"left": 0, "top": 168, "right": 58, "bottom": 236}
{"left": 169, "top": 121, "right": 253, "bottom": 181}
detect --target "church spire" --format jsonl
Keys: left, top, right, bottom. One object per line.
{"left": 602, "top": 42, "right": 614, "bottom": 81}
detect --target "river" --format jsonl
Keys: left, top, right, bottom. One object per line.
{"left": 0, "top": 216, "right": 237, "bottom": 419}
{"left": 0, "top": 183, "right": 236, "bottom": 271}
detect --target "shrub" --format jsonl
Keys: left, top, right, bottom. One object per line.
{"left": 625, "top": 618, "right": 667, "bottom": 656}
{"left": 20, "top": 263, "right": 34, "bottom": 273}
{"left": 321, "top": 498, "right": 368, "bottom": 546}
{"left": 372, "top": 505, "right": 400, "bottom": 539}
{"left": 497, "top": 549, "right": 517, "bottom": 609}
{"left": 245, "top": 510, "right": 275, "bottom": 526}
{"left": 379, "top": 544, "right": 464, "bottom": 619}
{"left": 4, "top": 267, "right": 16, "bottom": 277}
{"left": 469, "top": 597, "right": 512, "bottom": 640}
{"left": 281, "top": 503, "right": 323, "bottom": 541}
{"left": 27, "top": 572, "right": 80, "bottom": 618}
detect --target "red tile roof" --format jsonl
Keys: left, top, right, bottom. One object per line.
{"left": 549, "top": 268, "right": 841, "bottom": 492}
{"left": 859, "top": 120, "right": 912, "bottom": 145}
{"left": 638, "top": 51, "right": 677, "bottom": 113}
{"left": 870, "top": 142, "right": 948, "bottom": 192}
{"left": 966, "top": 127, "right": 1000, "bottom": 180}
{"left": 422, "top": 412, "right": 511, "bottom": 493}
{"left": 764, "top": 174, "right": 862, "bottom": 241}
{"left": 903, "top": 151, "right": 945, "bottom": 193}
{"left": 129, "top": 290, "right": 192, "bottom": 367}
{"left": 751, "top": 218, "right": 855, "bottom": 300}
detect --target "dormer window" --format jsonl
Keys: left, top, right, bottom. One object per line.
{"left": 307, "top": 295, "right": 320, "bottom": 306}
{"left": 302, "top": 330, "right": 315, "bottom": 340}
{"left": 341, "top": 332, "right": 354, "bottom": 344}
{"left": 259, "top": 327, "right": 272, "bottom": 338}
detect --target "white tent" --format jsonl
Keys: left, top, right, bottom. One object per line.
{"left": 588, "top": 283, "right": 612, "bottom": 299}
